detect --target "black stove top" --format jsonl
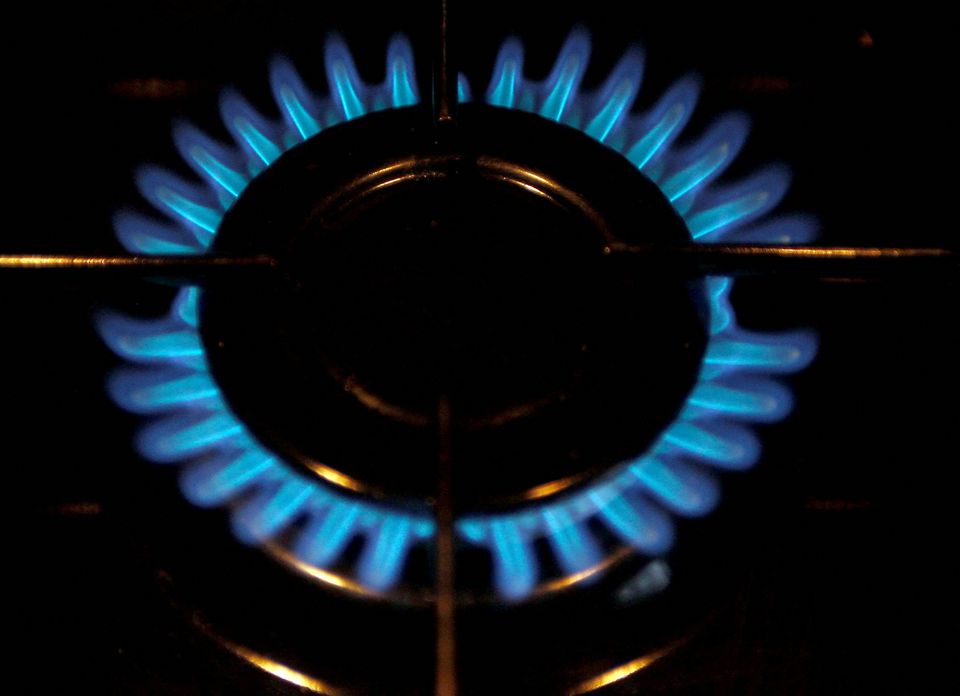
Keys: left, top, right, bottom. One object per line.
{"left": 14, "top": 3, "right": 957, "bottom": 694}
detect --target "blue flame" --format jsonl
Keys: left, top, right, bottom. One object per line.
{"left": 456, "top": 30, "right": 817, "bottom": 599}
{"left": 99, "top": 31, "right": 816, "bottom": 600}
{"left": 96, "top": 294, "right": 435, "bottom": 593}
{"left": 538, "top": 33, "right": 591, "bottom": 123}
{"left": 583, "top": 48, "right": 644, "bottom": 142}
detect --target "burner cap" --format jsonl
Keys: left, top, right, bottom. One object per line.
{"left": 202, "top": 104, "right": 706, "bottom": 510}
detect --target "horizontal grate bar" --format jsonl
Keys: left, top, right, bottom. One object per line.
{"left": 1, "top": 245, "right": 956, "bottom": 282}
{"left": 604, "top": 244, "right": 958, "bottom": 279}
{"left": 0, "top": 254, "right": 276, "bottom": 284}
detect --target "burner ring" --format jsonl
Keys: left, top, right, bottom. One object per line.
{"left": 98, "top": 32, "right": 817, "bottom": 602}
{"left": 201, "top": 104, "right": 707, "bottom": 511}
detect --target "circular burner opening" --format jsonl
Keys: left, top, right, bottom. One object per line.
{"left": 293, "top": 163, "right": 607, "bottom": 428}
{"left": 202, "top": 105, "right": 707, "bottom": 509}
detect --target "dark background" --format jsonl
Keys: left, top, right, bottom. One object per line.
{"left": 10, "top": 2, "right": 956, "bottom": 693}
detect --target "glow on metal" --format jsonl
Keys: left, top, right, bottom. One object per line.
{"left": 535, "top": 546, "right": 633, "bottom": 595}
{"left": 520, "top": 473, "right": 590, "bottom": 502}
{"left": 267, "top": 540, "right": 393, "bottom": 599}
{"left": 100, "top": 32, "right": 816, "bottom": 600}
{"left": 301, "top": 458, "right": 372, "bottom": 494}
{"left": 569, "top": 643, "right": 679, "bottom": 695}
{"left": 219, "top": 638, "right": 345, "bottom": 695}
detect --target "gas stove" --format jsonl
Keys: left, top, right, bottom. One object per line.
{"left": 15, "top": 3, "right": 956, "bottom": 694}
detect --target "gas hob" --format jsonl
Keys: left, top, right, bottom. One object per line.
{"left": 14, "top": 3, "right": 957, "bottom": 694}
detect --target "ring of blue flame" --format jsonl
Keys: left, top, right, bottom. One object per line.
{"left": 98, "top": 32, "right": 817, "bottom": 600}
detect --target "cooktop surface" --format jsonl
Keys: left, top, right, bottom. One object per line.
{"left": 13, "top": 3, "right": 956, "bottom": 694}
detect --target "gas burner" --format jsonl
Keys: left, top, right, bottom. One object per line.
{"left": 19, "top": 5, "right": 957, "bottom": 696}
{"left": 203, "top": 102, "right": 703, "bottom": 513}
{"left": 98, "top": 28, "right": 815, "bottom": 610}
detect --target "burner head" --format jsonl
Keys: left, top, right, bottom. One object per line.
{"left": 203, "top": 104, "right": 706, "bottom": 510}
